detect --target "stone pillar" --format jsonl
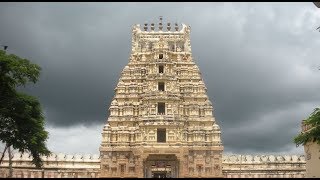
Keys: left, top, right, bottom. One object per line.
{"left": 41, "top": 169, "right": 45, "bottom": 178}
{"left": 178, "top": 154, "right": 187, "bottom": 178}
{"left": 135, "top": 155, "right": 144, "bottom": 178}
{"left": 31, "top": 171, "right": 35, "bottom": 178}
{"left": 23, "top": 171, "right": 28, "bottom": 178}
{"left": 136, "top": 160, "right": 144, "bottom": 178}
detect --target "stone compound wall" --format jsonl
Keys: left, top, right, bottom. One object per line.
{"left": 0, "top": 153, "right": 100, "bottom": 178}
{"left": 0, "top": 153, "right": 305, "bottom": 178}
{"left": 222, "top": 154, "right": 306, "bottom": 178}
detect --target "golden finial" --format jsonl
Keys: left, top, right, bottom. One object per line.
{"left": 144, "top": 22, "right": 148, "bottom": 31}
{"left": 159, "top": 16, "right": 163, "bottom": 31}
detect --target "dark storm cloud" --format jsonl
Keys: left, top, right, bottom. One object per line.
{"left": 189, "top": 3, "right": 320, "bottom": 153}
{"left": 1, "top": 2, "right": 320, "bottom": 154}
{"left": 0, "top": 3, "right": 134, "bottom": 126}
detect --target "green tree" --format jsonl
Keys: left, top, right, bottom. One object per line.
{"left": 0, "top": 49, "right": 50, "bottom": 168}
{"left": 294, "top": 108, "right": 320, "bottom": 146}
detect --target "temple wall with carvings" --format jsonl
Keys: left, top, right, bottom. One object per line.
{"left": 0, "top": 153, "right": 305, "bottom": 178}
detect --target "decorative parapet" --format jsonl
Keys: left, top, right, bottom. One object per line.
{"left": 0, "top": 152, "right": 100, "bottom": 170}
{"left": 222, "top": 154, "right": 305, "bottom": 163}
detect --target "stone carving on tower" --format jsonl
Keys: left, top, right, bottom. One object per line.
{"left": 99, "top": 17, "right": 223, "bottom": 178}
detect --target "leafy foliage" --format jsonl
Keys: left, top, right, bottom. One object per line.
{"left": 0, "top": 50, "right": 50, "bottom": 168}
{"left": 294, "top": 108, "right": 320, "bottom": 147}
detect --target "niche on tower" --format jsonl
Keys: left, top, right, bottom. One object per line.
{"left": 158, "top": 82, "right": 165, "bottom": 91}
{"left": 159, "top": 53, "right": 163, "bottom": 59}
{"left": 159, "top": 65, "right": 164, "bottom": 73}
{"left": 157, "top": 128, "right": 166, "bottom": 143}
{"left": 158, "top": 102, "right": 165, "bottom": 115}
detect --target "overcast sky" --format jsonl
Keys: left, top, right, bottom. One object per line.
{"left": 1, "top": 2, "right": 320, "bottom": 155}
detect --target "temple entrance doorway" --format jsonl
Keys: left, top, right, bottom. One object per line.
{"left": 144, "top": 154, "right": 179, "bottom": 178}
{"left": 153, "top": 171, "right": 167, "bottom": 178}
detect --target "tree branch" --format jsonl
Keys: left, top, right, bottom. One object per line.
{"left": 0, "top": 144, "right": 8, "bottom": 164}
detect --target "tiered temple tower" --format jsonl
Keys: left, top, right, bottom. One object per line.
{"left": 99, "top": 18, "right": 223, "bottom": 178}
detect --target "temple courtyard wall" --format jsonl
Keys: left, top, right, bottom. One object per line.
{"left": 0, "top": 153, "right": 305, "bottom": 178}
